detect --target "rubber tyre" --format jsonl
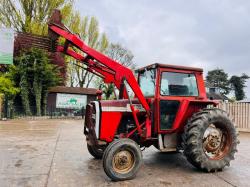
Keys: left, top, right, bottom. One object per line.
{"left": 183, "top": 108, "right": 239, "bottom": 172}
{"left": 103, "top": 138, "right": 142, "bottom": 181}
{"left": 87, "top": 143, "right": 104, "bottom": 159}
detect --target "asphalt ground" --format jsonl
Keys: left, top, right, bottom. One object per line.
{"left": 0, "top": 119, "right": 249, "bottom": 187}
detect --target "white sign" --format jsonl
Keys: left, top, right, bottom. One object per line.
{"left": 0, "top": 28, "right": 14, "bottom": 65}
{"left": 56, "top": 93, "right": 87, "bottom": 109}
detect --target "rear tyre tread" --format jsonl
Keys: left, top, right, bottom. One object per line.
{"left": 183, "top": 108, "right": 239, "bottom": 172}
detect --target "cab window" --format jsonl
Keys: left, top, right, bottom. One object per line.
{"left": 160, "top": 72, "right": 198, "bottom": 96}
{"left": 139, "top": 69, "right": 156, "bottom": 97}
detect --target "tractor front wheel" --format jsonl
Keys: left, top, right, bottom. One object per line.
{"left": 103, "top": 138, "right": 142, "bottom": 181}
{"left": 183, "top": 108, "right": 239, "bottom": 172}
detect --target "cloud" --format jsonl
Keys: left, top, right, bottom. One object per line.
{"left": 75, "top": 0, "right": 250, "bottom": 97}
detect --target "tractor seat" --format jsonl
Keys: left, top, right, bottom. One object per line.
{"left": 169, "top": 85, "right": 189, "bottom": 96}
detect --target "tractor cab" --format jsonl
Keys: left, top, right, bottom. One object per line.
{"left": 137, "top": 63, "right": 205, "bottom": 99}
{"left": 137, "top": 63, "right": 208, "bottom": 133}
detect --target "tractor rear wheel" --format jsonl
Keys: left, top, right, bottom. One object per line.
{"left": 87, "top": 143, "right": 104, "bottom": 159}
{"left": 183, "top": 108, "right": 239, "bottom": 172}
{"left": 103, "top": 138, "right": 142, "bottom": 181}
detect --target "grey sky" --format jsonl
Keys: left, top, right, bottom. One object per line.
{"left": 75, "top": 0, "right": 250, "bottom": 97}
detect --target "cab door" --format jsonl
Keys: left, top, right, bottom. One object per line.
{"left": 157, "top": 69, "right": 199, "bottom": 132}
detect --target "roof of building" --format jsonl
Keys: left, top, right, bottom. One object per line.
{"left": 49, "top": 86, "right": 98, "bottom": 95}
{"left": 206, "top": 92, "right": 229, "bottom": 101}
{"left": 205, "top": 82, "right": 215, "bottom": 88}
{"left": 136, "top": 63, "right": 203, "bottom": 72}
{"left": 14, "top": 32, "right": 52, "bottom": 55}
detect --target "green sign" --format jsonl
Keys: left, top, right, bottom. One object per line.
{"left": 56, "top": 93, "right": 87, "bottom": 109}
{"left": 0, "top": 28, "right": 14, "bottom": 65}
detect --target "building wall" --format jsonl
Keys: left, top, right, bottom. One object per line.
{"left": 47, "top": 92, "right": 97, "bottom": 112}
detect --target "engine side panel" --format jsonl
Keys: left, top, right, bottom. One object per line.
{"left": 99, "top": 99, "right": 146, "bottom": 142}
{"left": 100, "top": 111, "right": 123, "bottom": 142}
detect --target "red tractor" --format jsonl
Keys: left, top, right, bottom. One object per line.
{"left": 49, "top": 10, "right": 239, "bottom": 181}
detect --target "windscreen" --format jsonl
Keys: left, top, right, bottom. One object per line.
{"left": 160, "top": 72, "right": 198, "bottom": 96}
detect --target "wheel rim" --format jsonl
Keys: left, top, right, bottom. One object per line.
{"left": 112, "top": 149, "right": 135, "bottom": 174}
{"left": 203, "top": 124, "right": 232, "bottom": 160}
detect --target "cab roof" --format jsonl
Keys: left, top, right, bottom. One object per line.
{"left": 136, "top": 63, "right": 203, "bottom": 72}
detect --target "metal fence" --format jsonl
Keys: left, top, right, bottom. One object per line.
{"left": 47, "top": 107, "right": 85, "bottom": 119}
{"left": 218, "top": 102, "right": 250, "bottom": 132}
{"left": 3, "top": 106, "right": 85, "bottom": 119}
{"left": 0, "top": 96, "right": 2, "bottom": 119}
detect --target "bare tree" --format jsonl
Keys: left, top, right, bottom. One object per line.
{"left": 96, "top": 43, "right": 135, "bottom": 99}
{"left": 106, "top": 43, "right": 135, "bottom": 68}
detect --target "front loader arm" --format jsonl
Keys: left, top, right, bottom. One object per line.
{"left": 56, "top": 45, "right": 118, "bottom": 88}
{"left": 48, "top": 10, "right": 150, "bottom": 114}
